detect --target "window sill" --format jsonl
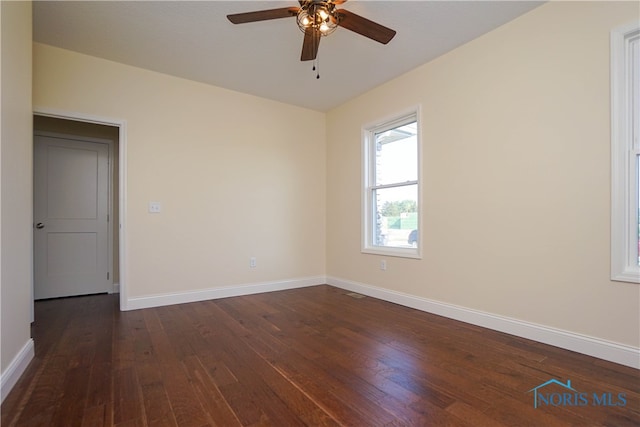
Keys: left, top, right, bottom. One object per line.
{"left": 611, "top": 267, "right": 640, "bottom": 284}
{"left": 362, "top": 246, "right": 422, "bottom": 260}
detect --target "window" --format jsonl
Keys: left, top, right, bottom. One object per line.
{"left": 611, "top": 22, "right": 640, "bottom": 283}
{"left": 363, "top": 110, "right": 420, "bottom": 258}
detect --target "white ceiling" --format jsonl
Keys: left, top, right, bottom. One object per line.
{"left": 33, "top": 1, "right": 543, "bottom": 112}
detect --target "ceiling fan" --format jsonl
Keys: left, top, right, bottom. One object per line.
{"left": 227, "top": 0, "right": 396, "bottom": 62}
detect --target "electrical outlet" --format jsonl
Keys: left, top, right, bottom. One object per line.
{"left": 148, "top": 201, "right": 161, "bottom": 213}
{"left": 380, "top": 259, "right": 387, "bottom": 271}
{"left": 250, "top": 257, "right": 257, "bottom": 268}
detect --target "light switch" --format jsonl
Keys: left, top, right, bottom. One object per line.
{"left": 148, "top": 201, "right": 161, "bottom": 213}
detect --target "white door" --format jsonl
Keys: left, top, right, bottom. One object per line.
{"left": 34, "top": 134, "right": 110, "bottom": 299}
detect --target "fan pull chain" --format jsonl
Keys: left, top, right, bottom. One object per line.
{"left": 313, "top": 58, "right": 320, "bottom": 79}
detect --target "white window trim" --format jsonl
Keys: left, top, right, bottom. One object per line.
{"left": 362, "top": 107, "right": 422, "bottom": 259}
{"left": 611, "top": 21, "right": 640, "bottom": 283}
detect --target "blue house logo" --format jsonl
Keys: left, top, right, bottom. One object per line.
{"left": 528, "top": 378, "right": 577, "bottom": 408}
{"left": 528, "top": 378, "right": 627, "bottom": 408}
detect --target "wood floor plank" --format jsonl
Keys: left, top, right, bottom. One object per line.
{"left": 81, "top": 404, "right": 109, "bottom": 427}
{"left": 203, "top": 323, "right": 309, "bottom": 425}
{"left": 113, "top": 367, "right": 144, "bottom": 425}
{"left": 143, "top": 310, "right": 210, "bottom": 427}
{"left": 50, "top": 365, "right": 91, "bottom": 427}
{"left": 214, "top": 335, "right": 341, "bottom": 426}
{"left": 11, "top": 353, "right": 68, "bottom": 426}
{"left": 139, "top": 382, "right": 177, "bottom": 427}
{"left": 2, "top": 286, "right": 639, "bottom": 426}
{"left": 446, "top": 401, "right": 503, "bottom": 426}
{"left": 181, "top": 355, "right": 242, "bottom": 427}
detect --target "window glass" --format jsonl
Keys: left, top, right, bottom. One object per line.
{"left": 373, "top": 185, "right": 418, "bottom": 248}
{"left": 374, "top": 122, "right": 418, "bottom": 186}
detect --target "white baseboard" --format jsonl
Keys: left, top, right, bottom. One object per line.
{"left": 1, "top": 339, "right": 34, "bottom": 403}
{"left": 124, "top": 276, "right": 327, "bottom": 311}
{"left": 327, "top": 276, "right": 640, "bottom": 369}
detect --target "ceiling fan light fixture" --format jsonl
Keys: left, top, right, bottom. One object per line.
{"left": 296, "top": 2, "right": 338, "bottom": 36}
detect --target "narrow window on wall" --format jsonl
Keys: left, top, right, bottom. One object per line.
{"left": 635, "top": 37, "right": 640, "bottom": 269}
{"left": 611, "top": 22, "right": 640, "bottom": 283}
{"left": 363, "top": 110, "right": 421, "bottom": 258}
{"left": 635, "top": 35, "right": 640, "bottom": 268}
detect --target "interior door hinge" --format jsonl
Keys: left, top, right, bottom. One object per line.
{"left": 107, "top": 272, "right": 110, "bottom": 280}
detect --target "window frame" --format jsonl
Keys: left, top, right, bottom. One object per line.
{"left": 362, "top": 108, "right": 422, "bottom": 259}
{"left": 611, "top": 21, "right": 640, "bottom": 283}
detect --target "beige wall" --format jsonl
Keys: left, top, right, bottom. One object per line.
{"left": 1, "top": 0, "right": 33, "bottom": 372}
{"left": 33, "top": 43, "right": 326, "bottom": 299}
{"left": 326, "top": 1, "right": 640, "bottom": 348}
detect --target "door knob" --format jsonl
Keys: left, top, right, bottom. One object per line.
{"left": 35, "top": 223, "right": 45, "bottom": 229}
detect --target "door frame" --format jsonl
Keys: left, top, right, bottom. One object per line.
{"left": 33, "top": 107, "right": 128, "bottom": 312}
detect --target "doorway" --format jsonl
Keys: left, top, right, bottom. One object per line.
{"left": 33, "top": 115, "right": 120, "bottom": 299}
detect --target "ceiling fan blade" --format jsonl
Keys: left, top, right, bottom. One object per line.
{"left": 301, "top": 27, "right": 321, "bottom": 61}
{"left": 227, "top": 7, "right": 299, "bottom": 24}
{"left": 335, "top": 9, "right": 396, "bottom": 44}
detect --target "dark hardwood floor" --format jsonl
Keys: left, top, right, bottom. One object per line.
{"left": 1, "top": 285, "right": 638, "bottom": 426}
